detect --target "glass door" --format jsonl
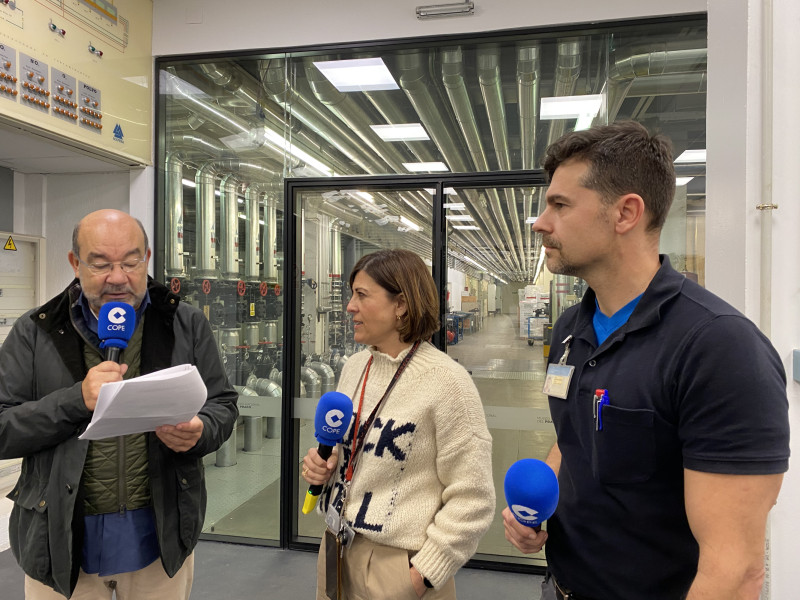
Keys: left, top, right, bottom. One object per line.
{"left": 285, "top": 177, "right": 440, "bottom": 547}
{"left": 285, "top": 173, "right": 555, "bottom": 572}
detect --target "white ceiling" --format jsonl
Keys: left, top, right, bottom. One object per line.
{"left": 0, "top": 125, "right": 128, "bottom": 174}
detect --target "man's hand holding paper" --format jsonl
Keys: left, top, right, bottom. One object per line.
{"left": 156, "top": 416, "right": 205, "bottom": 452}
{"left": 79, "top": 364, "right": 208, "bottom": 441}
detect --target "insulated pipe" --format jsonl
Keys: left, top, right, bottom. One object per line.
{"left": 606, "top": 48, "right": 708, "bottom": 123}
{"left": 442, "top": 46, "right": 489, "bottom": 171}
{"left": 165, "top": 152, "right": 185, "bottom": 277}
{"left": 517, "top": 43, "right": 541, "bottom": 171}
{"left": 259, "top": 58, "right": 385, "bottom": 174}
{"left": 478, "top": 46, "right": 511, "bottom": 170}
{"left": 476, "top": 46, "right": 527, "bottom": 272}
{"left": 517, "top": 43, "right": 541, "bottom": 276}
{"left": 263, "top": 195, "right": 278, "bottom": 283}
{"left": 168, "top": 132, "right": 227, "bottom": 158}
{"left": 195, "top": 163, "right": 217, "bottom": 278}
{"left": 245, "top": 185, "right": 262, "bottom": 282}
{"left": 219, "top": 174, "right": 240, "bottom": 279}
{"left": 548, "top": 40, "right": 582, "bottom": 145}
{"left": 429, "top": 49, "right": 518, "bottom": 275}
{"left": 308, "top": 362, "right": 336, "bottom": 395}
{"left": 303, "top": 57, "right": 409, "bottom": 173}
{"left": 301, "top": 366, "right": 321, "bottom": 399}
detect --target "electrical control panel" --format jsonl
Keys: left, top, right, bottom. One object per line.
{"left": 0, "top": 0, "right": 152, "bottom": 166}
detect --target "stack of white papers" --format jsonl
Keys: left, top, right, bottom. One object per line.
{"left": 79, "top": 364, "right": 208, "bottom": 441}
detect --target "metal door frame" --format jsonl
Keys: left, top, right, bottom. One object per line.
{"left": 282, "top": 170, "right": 548, "bottom": 575}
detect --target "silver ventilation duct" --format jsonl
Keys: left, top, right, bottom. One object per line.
{"left": 165, "top": 152, "right": 186, "bottom": 278}
{"left": 245, "top": 185, "right": 262, "bottom": 282}
{"left": 219, "top": 174, "right": 240, "bottom": 279}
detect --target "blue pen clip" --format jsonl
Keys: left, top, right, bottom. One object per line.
{"left": 596, "top": 389, "right": 609, "bottom": 431}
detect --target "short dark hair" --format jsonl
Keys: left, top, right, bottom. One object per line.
{"left": 72, "top": 216, "right": 150, "bottom": 257}
{"left": 349, "top": 249, "right": 440, "bottom": 343}
{"left": 542, "top": 121, "right": 676, "bottom": 232}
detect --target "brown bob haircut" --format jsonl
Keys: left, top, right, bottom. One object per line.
{"left": 349, "top": 249, "right": 440, "bottom": 343}
{"left": 543, "top": 120, "right": 676, "bottom": 232}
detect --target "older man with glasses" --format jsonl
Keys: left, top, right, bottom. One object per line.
{"left": 0, "top": 209, "right": 239, "bottom": 599}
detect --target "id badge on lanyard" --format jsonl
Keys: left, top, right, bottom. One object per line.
{"left": 543, "top": 334, "right": 575, "bottom": 399}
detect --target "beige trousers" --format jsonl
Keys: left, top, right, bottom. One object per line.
{"left": 317, "top": 533, "right": 457, "bottom": 600}
{"left": 24, "top": 553, "right": 194, "bottom": 600}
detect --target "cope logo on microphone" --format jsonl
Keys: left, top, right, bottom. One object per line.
{"left": 511, "top": 504, "right": 540, "bottom": 524}
{"left": 322, "top": 409, "right": 345, "bottom": 434}
{"left": 108, "top": 307, "right": 127, "bottom": 324}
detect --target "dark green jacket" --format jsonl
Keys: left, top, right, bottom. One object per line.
{"left": 0, "top": 278, "right": 239, "bottom": 597}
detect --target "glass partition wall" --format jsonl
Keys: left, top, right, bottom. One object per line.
{"left": 155, "top": 15, "right": 707, "bottom": 569}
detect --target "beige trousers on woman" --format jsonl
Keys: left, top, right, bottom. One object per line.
{"left": 317, "top": 533, "right": 457, "bottom": 600}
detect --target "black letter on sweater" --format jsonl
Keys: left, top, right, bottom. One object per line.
{"left": 353, "top": 492, "right": 383, "bottom": 532}
{"left": 363, "top": 418, "right": 415, "bottom": 461}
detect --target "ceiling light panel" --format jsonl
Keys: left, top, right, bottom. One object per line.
{"left": 313, "top": 58, "right": 399, "bottom": 92}
{"left": 540, "top": 94, "right": 604, "bottom": 120}
{"left": 371, "top": 123, "right": 430, "bottom": 141}
{"left": 403, "top": 161, "right": 449, "bottom": 172}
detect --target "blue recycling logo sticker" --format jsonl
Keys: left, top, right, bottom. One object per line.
{"left": 113, "top": 123, "right": 124, "bottom": 143}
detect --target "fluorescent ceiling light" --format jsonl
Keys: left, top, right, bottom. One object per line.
{"left": 525, "top": 217, "right": 537, "bottom": 224}
{"left": 261, "top": 128, "right": 333, "bottom": 176}
{"left": 313, "top": 58, "right": 399, "bottom": 92}
{"left": 540, "top": 94, "right": 604, "bottom": 121}
{"left": 371, "top": 123, "right": 429, "bottom": 141}
{"left": 399, "top": 216, "right": 421, "bottom": 231}
{"left": 446, "top": 215, "right": 474, "bottom": 221}
{"left": 443, "top": 202, "right": 466, "bottom": 210}
{"left": 453, "top": 225, "right": 480, "bottom": 230}
{"left": 404, "top": 161, "right": 449, "bottom": 172}
{"left": 463, "top": 255, "right": 488, "bottom": 270}
{"left": 182, "top": 178, "right": 197, "bottom": 188}
{"left": 675, "top": 149, "right": 707, "bottom": 164}
{"left": 425, "top": 188, "right": 457, "bottom": 195}
{"left": 676, "top": 177, "right": 695, "bottom": 186}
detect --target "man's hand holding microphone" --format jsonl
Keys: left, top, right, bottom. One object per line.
{"left": 503, "top": 458, "right": 559, "bottom": 555}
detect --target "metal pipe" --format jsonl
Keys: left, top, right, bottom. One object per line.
{"left": 194, "top": 163, "right": 217, "bottom": 278}
{"left": 219, "top": 174, "right": 240, "bottom": 279}
{"left": 245, "top": 185, "right": 262, "bottom": 282}
{"left": 165, "top": 152, "right": 185, "bottom": 277}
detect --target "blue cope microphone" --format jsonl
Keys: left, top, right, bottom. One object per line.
{"left": 504, "top": 458, "right": 559, "bottom": 528}
{"left": 302, "top": 391, "right": 353, "bottom": 515}
{"left": 97, "top": 302, "right": 137, "bottom": 363}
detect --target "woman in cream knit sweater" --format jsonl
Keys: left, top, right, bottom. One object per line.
{"left": 302, "top": 249, "right": 494, "bottom": 600}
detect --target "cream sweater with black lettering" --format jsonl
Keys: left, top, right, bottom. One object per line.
{"left": 320, "top": 341, "right": 495, "bottom": 588}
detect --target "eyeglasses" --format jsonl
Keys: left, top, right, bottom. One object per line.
{"left": 78, "top": 257, "right": 146, "bottom": 275}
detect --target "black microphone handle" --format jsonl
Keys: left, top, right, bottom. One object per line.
{"left": 307, "top": 443, "right": 334, "bottom": 496}
{"left": 105, "top": 346, "right": 121, "bottom": 363}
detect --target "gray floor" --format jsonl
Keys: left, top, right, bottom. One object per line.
{"left": 0, "top": 541, "right": 542, "bottom": 599}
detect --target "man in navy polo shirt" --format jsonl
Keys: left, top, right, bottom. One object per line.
{"left": 502, "top": 122, "right": 789, "bottom": 600}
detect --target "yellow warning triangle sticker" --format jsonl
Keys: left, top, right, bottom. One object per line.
{"left": 4, "top": 236, "right": 17, "bottom": 251}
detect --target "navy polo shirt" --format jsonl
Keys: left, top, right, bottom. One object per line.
{"left": 545, "top": 256, "right": 789, "bottom": 600}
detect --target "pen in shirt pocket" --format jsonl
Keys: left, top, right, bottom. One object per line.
{"left": 594, "top": 388, "right": 609, "bottom": 431}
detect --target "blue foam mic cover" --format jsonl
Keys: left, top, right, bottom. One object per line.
{"left": 313, "top": 391, "right": 354, "bottom": 446}
{"left": 303, "top": 391, "right": 354, "bottom": 514}
{"left": 504, "top": 458, "right": 559, "bottom": 527}
{"left": 97, "top": 302, "right": 137, "bottom": 351}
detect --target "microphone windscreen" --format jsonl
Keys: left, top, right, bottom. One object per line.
{"left": 313, "top": 391, "right": 354, "bottom": 446}
{"left": 97, "top": 302, "right": 137, "bottom": 350}
{"left": 504, "top": 458, "right": 559, "bottom": 527}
